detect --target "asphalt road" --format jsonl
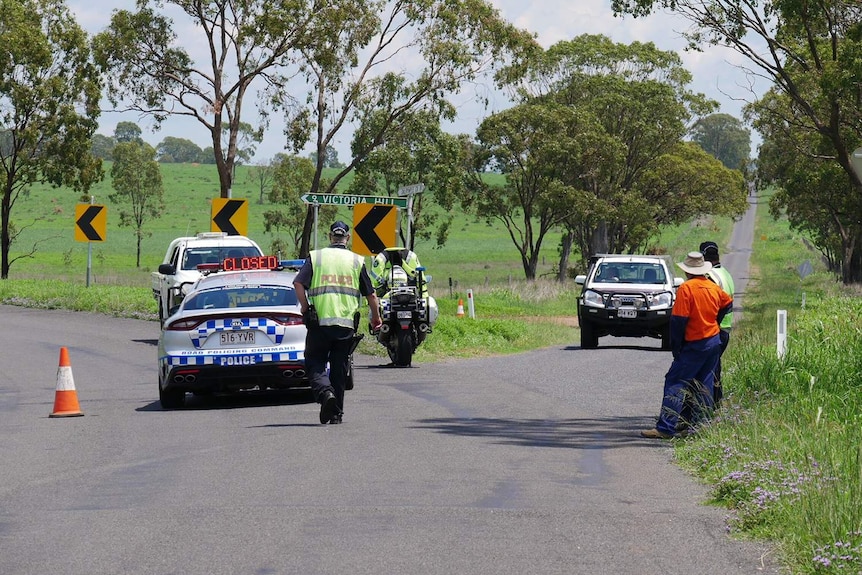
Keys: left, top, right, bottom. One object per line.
{"left": 0, "top": 198, "right": 777, "bottom": 575}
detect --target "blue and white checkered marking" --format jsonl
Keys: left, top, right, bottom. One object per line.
{"left": 164, "top": 349, "right": 304, "bottom": 367}
{"left": 191, "top": 317, "right": 281, "bottom": 347}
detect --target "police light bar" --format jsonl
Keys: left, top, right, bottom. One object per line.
{"left": 279, "top": 259, "right": 305, "bottom": 270}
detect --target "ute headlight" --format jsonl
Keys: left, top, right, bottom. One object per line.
{"left": 650, "top": 291, "right": 673, "bottom": 309}
{"left": 582, "top": 290, "right": 605, "bottom": 308}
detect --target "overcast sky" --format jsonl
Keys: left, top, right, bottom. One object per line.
{"left": 69, "top": 0, "right": 765, "bottom": 164}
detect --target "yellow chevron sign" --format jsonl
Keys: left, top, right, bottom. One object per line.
{"left": 211, "top": 198, "right": 248, "bottom": 236}
{"left": 351, "top": 203, "right": 397, "bottom": 256}
{"left": 74, "top": 204, "right": 107, "bottom": 242}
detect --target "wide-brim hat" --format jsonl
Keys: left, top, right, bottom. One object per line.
{"left": 677, "top": 251, "right": 713, "bottom": 275}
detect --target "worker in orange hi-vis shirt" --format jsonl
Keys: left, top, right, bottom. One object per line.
{"left": 641, "top": 252, "right": 733, "bottom": 439}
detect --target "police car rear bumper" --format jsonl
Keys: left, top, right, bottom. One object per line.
{"left": 162, "top": 361, "right": 309, "bottom": 393}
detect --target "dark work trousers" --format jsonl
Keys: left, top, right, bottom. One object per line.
{"left": 304, "top": 325, "right": 354, "bottom": 415}
{"left": 714, "top": 328, "right": 731, "bottom": 407}
{"left": 656, "top": 335, "right": 721, "bottom": 436}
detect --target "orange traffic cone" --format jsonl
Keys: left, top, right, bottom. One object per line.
{"left": 50, "top": 347, "right": 83, "bottom": 418}
{"left": 456, "top": 299, "right": 465, "bottom": 318}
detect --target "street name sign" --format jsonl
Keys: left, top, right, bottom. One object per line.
{"left": 396, "top": 183, "right": 425, "bottom": 197}
{"left": 300, "top": 193, "right": 407, "bottom": 209}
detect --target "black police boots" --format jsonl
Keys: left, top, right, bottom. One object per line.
{"left": 319, "top": 390, "right": 338, "bottom": 424}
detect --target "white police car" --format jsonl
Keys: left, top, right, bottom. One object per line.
{"left": 157, "top": 256, "right": 309, "bottom": 408}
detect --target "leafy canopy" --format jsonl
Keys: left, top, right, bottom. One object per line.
{"left": 0, "top": 0, "right": 102, "bottom": 278}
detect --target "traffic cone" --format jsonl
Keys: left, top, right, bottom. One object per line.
{"left": 50, "top": 347, "right": 83, "bottom": 418}
{"left": 456, "top": 299, "right": 465, "bottom": 318}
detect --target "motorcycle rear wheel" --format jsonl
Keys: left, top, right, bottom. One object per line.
{"left": 392, "top": 328, "right": 414, "bottom": 367}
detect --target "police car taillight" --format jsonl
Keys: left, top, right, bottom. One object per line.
{"left": 269, "top": 313, "right": 304, "bottom": 326}
{"left": 166, "top": 317, "right": 207, "bottom": 330}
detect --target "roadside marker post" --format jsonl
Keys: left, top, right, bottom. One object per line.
{"left": 777, "top": 310, "right": 787, "bottom": 359}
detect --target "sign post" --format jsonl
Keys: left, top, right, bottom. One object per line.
{"left": 75, "top": 198, "right": 107, "bottom": 287}
{"left": 851, "top": 147, "right": 862, "bottom": 180}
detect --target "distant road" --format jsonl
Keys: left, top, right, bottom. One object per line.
{"left": 724, "top": 195, "right": 758, "bottom": 320}
{"left": 0, "top": 197, "right": 778, "bottom": 575}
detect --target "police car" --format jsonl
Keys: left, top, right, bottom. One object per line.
{"left": 157, "top": 256, "right": 309, "bottom": 409}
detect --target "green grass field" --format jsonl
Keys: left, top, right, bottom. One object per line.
{"left": 11, "top": 161, "right": 736, "bottom": 290}
{"left": 11, "top": 162, "right": 556, "bottom": 290}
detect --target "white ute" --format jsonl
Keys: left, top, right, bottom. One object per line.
{"left": 151, "top": 232, "right": 264, "bottom": 324}
{"left": 575, "top": 254, "right": 684, "bottom": 350}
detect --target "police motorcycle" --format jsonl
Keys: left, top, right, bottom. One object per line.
{"left": 369, "top": 248, "right": 438, "bottom": 367}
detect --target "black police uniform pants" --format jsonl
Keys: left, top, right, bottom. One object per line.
{"left": 305, "top": 325, "right": 354, "bottom": 414}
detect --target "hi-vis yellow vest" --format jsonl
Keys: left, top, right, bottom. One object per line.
{"left": 706, "top": 265, "right": 735, "bottom": 330}
{"left": 308, "top": 247, "right": 363, "bottom": 328}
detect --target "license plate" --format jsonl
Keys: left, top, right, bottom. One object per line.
{"left": 618, "top": 308, "right": 638, "bottom": 319}
{"left": 220, "top": 331, "right": 255, "bottom": 345}
{"left": 397, "top": 311, "right": 413, "bottom": 319}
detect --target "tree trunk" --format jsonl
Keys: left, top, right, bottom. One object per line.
{"left": 591, "top": 221, "right": 610, "bottom": 255}
{"left": 299, "top": 206, "right": 315, "bottom": 258}
{"left": 558, "top": 230, "right": 574, "bottom": 282}
{"left": 1, "top": 185, "right": 11, "bottom": 279}
{"left": 136, "top": 234, "right": 142, "bottom": 269}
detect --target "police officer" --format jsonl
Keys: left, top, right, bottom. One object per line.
{"left": 369, "top": 246, "right": 425, "bottom": 297}
{"left": 293, "top": 221, "right": 382, "bottom": 424}
{"left": 641, "top": 252, "right": 732, "bottom": 439}
{"left": 700, "top": 240, "right": 735, "bottom": 407}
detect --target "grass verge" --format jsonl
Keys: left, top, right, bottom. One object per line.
{"left": 674, "top": 191, "right": 862, "bottom": 574}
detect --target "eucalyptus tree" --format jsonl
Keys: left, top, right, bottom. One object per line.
{"left": 611, "top": 0, "right": 862, "bottom": 282}
{"left": 93, "top": 0, "right": 319, "bottom": 199}
{"left": 156, "top": 137, "right": 203, "bottom": 164}
{"left": 247, "top": 156, "right": 280, "bottom": 205}
{"left": 109, "top": 141, "right": 164, "bottom": 267}
{"left": 263, "top": 155, "right": 337, "bottom": 257}
{"left": 0, "top": 0, "right": 102, "bottom": 278}
{"left": 92, "top": 0, "right": 536, "bottom": 257}
{"left": 114, "top": 121, "right": 143, "bottom": 144}
{"left": 91, "top": 134, "right": 117, "bottom": 160}
{"left": 472, "top": 102, "right": 584, "bottom": 280}
{"left": 492, "top": 34, "right": 744, "bottom": 273}
{"left": 755, "top": 89, "right": 862, "bottom": 280}
{"left": 309, "top": 146, "right": 342, "bottom": 169}
{"left": 293, "top": 0, "right": 537, "bottom": 256}
{"left": 690, "top": 113, "right": 751, "bottom": 171}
